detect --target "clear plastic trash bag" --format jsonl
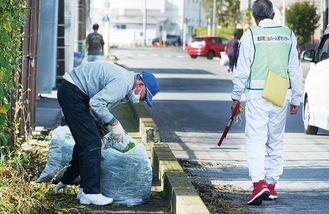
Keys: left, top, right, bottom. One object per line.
{"left": 100, "top": 132, "right": 152, "bottom": 205}
{"left": 36, "top": 126, "right": 75, "bottom": 183}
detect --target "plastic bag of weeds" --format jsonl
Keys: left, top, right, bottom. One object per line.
{"left": 36, "top": 126, "right": 76, "bottom": 183}
{"left": 100, "top": 133, "right": 152, "bottom": 205}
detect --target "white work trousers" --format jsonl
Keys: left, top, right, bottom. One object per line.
{"left": 245, "top": 98, "right": 289, "bottom": 184}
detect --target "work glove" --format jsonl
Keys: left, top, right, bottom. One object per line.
{"left": 234, "top": 104, "right": 244, "bottom": 127}
{"left": 115, "top": 133, "right": 131, "bottom": 150}
{"left": 107, "top": 121, "right": 126, "bottom": 140}
{"left": 54, "top": 181, "right": 67, "bottom": 194}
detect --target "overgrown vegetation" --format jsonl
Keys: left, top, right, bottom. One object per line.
{"left": 0, "top": 0, "right": 27, "bottom": 147}
{"left": 178, "top": 159, "right": 253, "bottom": 214}
{"left": 0, "top": 3, "right": 55, "bottom": 211}
{"left": 0, "top": 132, "right": 169, "bottom": 213}
{"left": 0, "top": 141, "right": 84, "bottom": 214}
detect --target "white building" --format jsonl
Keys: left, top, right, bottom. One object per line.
{"left": 90, "top": 0, "right": 206, "bottom": 47}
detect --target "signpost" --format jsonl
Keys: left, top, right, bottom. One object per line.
{"left": 102, "top": 14, "right": 110, "bottom": 22}
{"left": 102, "top": 14, "right": 110, "bottom": 58}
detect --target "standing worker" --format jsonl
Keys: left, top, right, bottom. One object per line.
{"left": 54, "top": 61, "right": 160, "bottom": 205}
{"left": 231, "top": 0, "right": 302, "bottom": 205}
{"left": 86, "top": 23, "right": 105, "bottom": 62}
{"left": 225, "top": 32, "right": 239, "bottom": 73}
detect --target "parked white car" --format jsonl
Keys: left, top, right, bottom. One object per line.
{"left": 301, "top": 25, "right": 329, "bottom": 134}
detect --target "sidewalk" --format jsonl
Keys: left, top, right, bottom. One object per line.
{"left": 36, "top": 92, "right": 61, "bottom": 128}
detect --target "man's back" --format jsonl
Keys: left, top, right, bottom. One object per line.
{"left": 86, "top": 32, "right": 104, "bottom": 55}
{"left": 227, "top": 38, "right": 238, "bottom": 56}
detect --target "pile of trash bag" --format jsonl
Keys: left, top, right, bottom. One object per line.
{"left": 36, "top": 126, "right": 76, "bottom": 183}
{"left": 36, "top": 125, "right": 152, "bottom": 205}
{"left": 100, "top": 133, "right": 152, "bottom": 205}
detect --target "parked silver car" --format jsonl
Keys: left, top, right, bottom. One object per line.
{"left": 301, "top": 25, "right": 329, "bottom": 134}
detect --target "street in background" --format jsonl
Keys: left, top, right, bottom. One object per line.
{"left": 112, "top": 46, "right": 329, "bottom": 214}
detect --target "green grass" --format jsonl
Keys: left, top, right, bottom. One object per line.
{"left": 0, "top": 140, "right": 90, "bottom": 214}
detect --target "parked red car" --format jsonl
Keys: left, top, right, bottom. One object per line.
{"left": 187, "top": 36, "right": 228, "bottom": 59}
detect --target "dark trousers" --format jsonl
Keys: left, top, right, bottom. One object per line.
{"left": 228, "top": 55, "right": 236, "bottom": 72}
{"left": 57, "top": 80, "right": 102, "bottom": 194}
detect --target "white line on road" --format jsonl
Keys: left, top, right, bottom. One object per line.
{"left": 154, "top": 92, "right": 235, "bottom": 101}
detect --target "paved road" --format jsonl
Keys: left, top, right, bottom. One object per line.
{"left": 112, "top": 46, "right": 329, "bottom": 214}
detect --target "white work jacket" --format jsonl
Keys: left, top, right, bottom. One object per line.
{"left": 231, "top": 19, "right": 303, "bottom": 106}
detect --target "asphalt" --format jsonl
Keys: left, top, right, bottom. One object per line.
{"left": 36, "top": 89, "right": 210, "bottom": 214}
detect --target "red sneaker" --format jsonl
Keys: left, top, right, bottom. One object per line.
{"left": 248, "top": 179, "right": 270, "bottom": 205}
{"left": 267, "top": 184, "right": 278, "bottom": 200}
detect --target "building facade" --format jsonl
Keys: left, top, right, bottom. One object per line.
{"left": 90, "top": 0, "right": 206, "bottom": 47}
{"left": 89, "top": 0, "right": 327, "bottom": 47}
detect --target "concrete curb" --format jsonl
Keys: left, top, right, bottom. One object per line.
{"left": 129, "top": 102, "right": 210, "bottom": 214}
{"left": 129, "top": 102, "right": 160, "bottom": 143}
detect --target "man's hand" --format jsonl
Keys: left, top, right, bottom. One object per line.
{"left": 107, "top": 121, "right": 126, "bottom": 139}
{"left": 290, "top": 104, "right": 299, "bottom": 115}
{"left": 54, "top": 182, "right": 67, "bottom": 194}
{"left": 231, "top": 100, "right": 240, "bottom": 112}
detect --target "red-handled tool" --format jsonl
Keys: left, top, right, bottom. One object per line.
{"left": 218, "top": 101, "right": 241, "bottom": 146}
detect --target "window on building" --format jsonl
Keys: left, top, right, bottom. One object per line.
{"left": 113, "top": 24, "right": 126, "bottom": 29}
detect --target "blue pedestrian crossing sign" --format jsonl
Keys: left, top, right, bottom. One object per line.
{"left": 102, "top": 15, "right": 110, "bottom": 22}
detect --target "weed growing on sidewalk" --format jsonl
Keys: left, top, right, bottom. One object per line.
{"left": 179, "top": 159, "right": 253, "bottom": 214}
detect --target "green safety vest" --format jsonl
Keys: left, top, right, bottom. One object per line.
{"left": 247, "top": 26, "right": 292, "bottom": 90}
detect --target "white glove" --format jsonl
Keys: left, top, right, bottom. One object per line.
{"left": 107, "top": 121, "right": 126, "bottom": 139}
{"left": 114, "top": 133, "right": 131, "bottom": 150}
{"left": 54, "top": 181, "right": 67, "bottom": 194}
{"left": 234, "top": 114, "right": 243, "bottom": 127}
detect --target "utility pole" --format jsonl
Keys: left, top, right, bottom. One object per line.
{"left": 183, "top": 18, "right": 187, "bottom": 50}
{"left": 212, "top": 0, "right": 216, "bottom": 36}
{"left": 182, "top": 0, "right": 186, "bottom": 49}
{"left": 198, "top": 0, "right": 202, "bottom": 27}
{"left": 282, "top": 0, "right": 285, "bottom": 26}
{"left": 77, "top": 0, "right": 87, "bottom": 54}
{"left": 324, "top": 0, "right": 328, "bottom": 32}
{"left": 143, "top": 0, "right": 147, "bottom": 46}
{"left": 104, "top": 0, "right": 110, "bottom": 58}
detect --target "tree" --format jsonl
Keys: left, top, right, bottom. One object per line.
{"left": 201, "top": 0, "right": 241, "bottom": 28}
{"left": 285, "top": 1, "right": 320, "bottom": 47}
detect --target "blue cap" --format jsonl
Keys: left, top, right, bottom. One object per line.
{"left": 140, "top": 71, "right": 160, "bottom": 107}
{"left": 233, "top": 32, "right": 237, "bottom": 36}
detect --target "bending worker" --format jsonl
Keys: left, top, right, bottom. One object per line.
{"left": 54, "top": 61, "right": 160, "bottom": 206}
